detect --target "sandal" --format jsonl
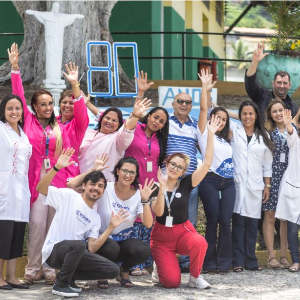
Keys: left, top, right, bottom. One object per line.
{"left": 267, "top": 257, "right": 283, "bottom": 269}
{"left": 23, "top": 274, "right": 35, "bottom": 285}
{"left": 130, "top": 268, "right": 143, "bottom": 276}
{"left": 121, "top": 278, "right": 134, "bottom": 288}
{"left": 280, "top": 257, "right": 291, "bottom": 269}
{"left": 245, "top": 266, "right": 263, "bottom": 271}
{"left": 141, "top": 269, "right": 149, "bottom": 275}
{"left": 97, "top": 280, "right": 109, "bottom": 289}
{"left": 233, "top": 267, "right": 243, "bottom": 273}
{"left": 289, "top": 263, "right": 299, "bottom": 273}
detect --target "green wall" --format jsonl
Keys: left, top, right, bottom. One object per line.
{"left": 0, "top": 1, "right": 23, "bottom": 66}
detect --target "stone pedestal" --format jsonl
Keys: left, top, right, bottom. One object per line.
{"left": 42, "top": 79, "right": 66, "bottom": 106}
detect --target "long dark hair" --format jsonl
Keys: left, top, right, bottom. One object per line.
{"left": 210, "top": 107, "right": 231, "bottom": 143}
{"left": 141, "top": 107, "right": 169, "bottom": 167}
{"left": 0, "top": 94, "right": 25, "bottom": 129}
{"left": 113, "top": 156, "right": 139, "bottom": 190}
{"left": 96, "top": 107, "right": 123, "bottom": 132}
{"left": 238, "top": 100, "right": 273, "bottom": 151}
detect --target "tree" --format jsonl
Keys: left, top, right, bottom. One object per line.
{"left": 231, "top": 40, "right": 252, "bottom": 70}
{"left": 0, "top": 1, "right": 133, "bottom": 90}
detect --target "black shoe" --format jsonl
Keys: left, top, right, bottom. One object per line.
{"left": 70, "top": 282, "right": 82, "bottom": 293}
{"left": 52, "top": 284, "right": 79, "bottom": 297}
{"left": 0, "top": 283, "right": 12, "bottom": 290}
{"left": 6, "top": 282, "right": 29, "bottom": 289}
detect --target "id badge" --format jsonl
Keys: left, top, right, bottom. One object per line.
{"left": 165, "top": 216, "right": 173, "bottom": 227}
{"left": 280, "top": 153, "right": 286, "bottom": 163}
{"left": 147, "top": 161, "right": 153, "bottom": 172}
{"left": 44, "top": 158, "right": 51, "bottom": 170}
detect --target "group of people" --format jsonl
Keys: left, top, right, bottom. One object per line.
{"left": 0, "top": 42, "right": 300, "bottom": 297}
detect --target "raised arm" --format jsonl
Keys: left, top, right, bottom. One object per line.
{"left": 134, "top": 71, "right": 154, "bottom": 105}
{"left": 246, "top": 43, "right": 269, "bottom": 77}
{"left": 198, "top": 69, "right": 217, "bottom": 133}
{"left": 63, "top": 62, "right": 81, "bottom": 98}
{"left": 192, "top": 115, "right": 221, "bottom": 187}
{"left": 8, "top": 43, "right": 30, "bottom": 120}
{"left": 36, "top": 148, "right": 75, "bottom": 196}
{"left": 151, "top": 167, "right": 166, "bottom": 217}
{"left": 125, "top": 98, "right": 152, "bottom": 130}
{"left": 84, "top": 93, "right": 99, "bottom": 116}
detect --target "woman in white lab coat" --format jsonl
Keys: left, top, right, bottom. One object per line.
{"left": 275, "top": 109, "right": 300, "bottom": 272}
{"left": 231, "top": 100, "right": 273, "bottom": 272}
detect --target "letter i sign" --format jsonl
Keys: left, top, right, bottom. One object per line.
{"left": 86, "top": 41, "right": 139, "bottom": 98}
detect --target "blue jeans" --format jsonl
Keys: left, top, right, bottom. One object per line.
{"left": 179, "top": 186, "right": 199, "bottom": 268}
{"left": 232, "top": 213, "right": 258, "bottom": 269}
{"left": 199, "top": 173, "right": 235, "bottom": 271}
{"left": 287, "top": 221, "right": 300, "bottom": 264}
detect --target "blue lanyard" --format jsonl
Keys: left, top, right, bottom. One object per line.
{"left": 146, "top": 136, "right": 151, "bottom": 156}
{"left": 44, "top": 129, "right": 50, "bottom": 157}
{"left": 164, "top": 185, "right": 178, "bottom": 216}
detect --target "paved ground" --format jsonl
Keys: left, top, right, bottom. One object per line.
{"left": 2, "top": 269, "right": 300, "bottom": 300}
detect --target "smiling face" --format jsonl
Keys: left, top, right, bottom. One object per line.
{"left": 167, "top": 156, "right": 186, "bottom": 180}
{"left": 146, "top": 109, "right": 167, "bottom": 133}
{"left": 82, "top": 178, "right": 106, "bottom": 202}
{"left": 172, "top": 93, "right": 192, "bottom": 120}
{"left": 5, "top": 98, "right": 23, "bottom": 127}
{"left": 240, "top": 105, "right": 257, "bottom": 130}
{"left": 270, "top": 102, "right": 285, "bottom": 125}
{"left": 33, "top": 94, "right": 54, "bottom": 119}
{"left": 214, "top": 110, "right": 228, "bottom": 133}
{"left": 117, "top": 162, "right": 137, "bottom": 187}
{"left": 272, "top": 75, "right": 292, "bottom": 99}
{"left": 60, "top": 96, "right": 74, "bottom": 121}
{"left": 100, "top": 111, "right": 120, "bottom": 134}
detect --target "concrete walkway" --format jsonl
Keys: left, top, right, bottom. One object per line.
{"left": 2, "top": 269, "right": 300, "bottom": 300}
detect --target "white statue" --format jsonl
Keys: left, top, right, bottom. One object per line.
{"left": 26, "top": 2, "right": 84, "bottom": 85}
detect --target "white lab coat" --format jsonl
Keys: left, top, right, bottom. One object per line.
{"left": 276, "top": 127, "right": 300, "bottom": 224}
{"left": 231, "top": 122, "right": 273, "bottom": 219}
{"left": 0, "top": 121, "right": 32, "bottom": 222}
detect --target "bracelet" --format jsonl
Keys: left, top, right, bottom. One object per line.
{"left": 141, "top": 198, "right": 149, "bottom": 204}
{"left": 265, "top": 184, "right": 271, "bottom": 188}
{"left": 136, "top": 95, "right": 144, "bottom": 99}
{"left": 71, "top": 82, "right": 80, "bottom": 88}
{"left": 11, "top": 66, "right": 19, "bottom": 71}
{"left": 131, "top": 112, "right": 140, "bottom": 119}
{"left": 53, "top": 165, "right": 60, "bottom": 172}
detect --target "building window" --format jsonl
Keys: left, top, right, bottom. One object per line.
{"left": 216, "top": 1, "right": 222, "bottom": 26}
{"left": 203, "top": 1, "right": 210, "bottom": 10}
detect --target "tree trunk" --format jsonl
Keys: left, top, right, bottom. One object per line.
{"left": 0, "top": 0, "right": 134, "bottom": 90}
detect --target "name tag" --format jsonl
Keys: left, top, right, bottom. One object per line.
{"left": 44, "top": 158, "right": 51, "bottom": 170}
{"left": 165, "top": 216, "right": 173, "bottom": 227}
{"left": 147, "top": 161, "right": 153, "bottom": 172}
{"left": 280, "top": 153, "right": 286, "bottom": 163}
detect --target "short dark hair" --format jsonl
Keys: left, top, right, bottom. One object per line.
{"left": 113, "top": 156, "right": 139, "bottom": 190}
{"left": 274, "top": 70, "right": 290, "bottom": 82}
{"left": 0, "top": 94, "right": 25, "bottom": 129}
{"left": 96, "top": 107, "right": 123, "bottom": 132}
{"left": 83, "top": 171, "right": 107, "bottom": 189}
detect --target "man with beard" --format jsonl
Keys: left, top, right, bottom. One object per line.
{"left": 36, "top": 149, "right": 128, "bottom": 297}
{"left": 245, "top": 43, "right": 299, "bottom": 117}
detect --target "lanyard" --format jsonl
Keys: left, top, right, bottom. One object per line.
{"left": 146, "top": 136, "right": 151, "bottom": 156}
{"left": 164, "top": 185, "right": 178, "bottom": 216}
{"left": 278, "top": 127, "right": 287, "bottom": 150}
{"left": 44, "top": 129, "right": 51, "bottom": 157}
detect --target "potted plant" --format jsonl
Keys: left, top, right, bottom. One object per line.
{"left": 256, "top": 1, "right": 300, "bottom": 95}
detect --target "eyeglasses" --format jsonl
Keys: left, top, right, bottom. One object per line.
{"left": 176, "top": 99, "right": 192, "bottom": 106}
{"left": 120, "top": 169, "right": 136, "bottom": 176}
{"left": 168, "top": 161, "right": 185, "bottom": 172}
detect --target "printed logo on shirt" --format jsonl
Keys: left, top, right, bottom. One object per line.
{"left": 112, "top": 202, "right": 130, "bottom": 211}
{"left": 76, "top": 210, "right": 91, "bottom": 225}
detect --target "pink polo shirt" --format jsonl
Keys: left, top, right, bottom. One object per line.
{"left": 11, "top": 70, "right": 75, "bottom": 206}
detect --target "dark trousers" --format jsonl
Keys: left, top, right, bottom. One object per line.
{"left": 46, "top": 240, "right": 119, "bottom": 287}
{"left": 287, "top": 221, "right": 300, "bottom": 264}
{"left": 199, "top": 173, "right": 235, "bottom": 271}
{"left": 97, "top": 238, "right": 151, "bottom": 272}
{"left": 232, "top": 213, "right": 258, "bottom": 269}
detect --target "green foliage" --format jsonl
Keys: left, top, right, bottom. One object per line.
{"left": 230, "top": 40, "right": 252, "bottom": 69}
{"left": 266, "top": 1, "right": 300, "bottom": 51}
{"left": 225, "top": 1, "right": 274, "bottom": 28}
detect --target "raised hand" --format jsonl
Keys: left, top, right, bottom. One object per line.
{"left": 109, "top": 208, "right": 129, "bottom": 228}
{"left": 134, "top": 71, "right": 154, "bottom": 94}
{"left": 252, "top": 43, "right": 269, "bottom": 63}
{"left": 63, "top": 62, "right": 79, "bottom": 84}
{"left": 7, "top": 43, "right": 19, "bottom": 68}
{"left": 157, "top": 167, "right": 167, "bottom": 187}
{"left": 82, "top": 91, "right": 91, "bottom": 104}
{"left": 92, "top": 153, "right": 109, "bottom": 172}
{"left": 207, "top": 114, "right": 222, "bottom": 134}
{"left": 283, "top": 109, "right": 292, "bottom": 126}
{"left": 198, "top": 69, "right": 217, "bottom": 91}
{"left": 139, "top": 178, "right": 157, "bottom": 201}
{"left": 132, "top": 98, "right": 152, "bottom": 117}
{"left": 55, "top": 148, "right": 75, "bottom": 169}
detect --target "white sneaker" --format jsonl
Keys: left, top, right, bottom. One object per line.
{"left": 152, "top": 262, "right": 160, "bottom": 283}
{"left": 187, "top": 274, "right": 211, "bottom": 289}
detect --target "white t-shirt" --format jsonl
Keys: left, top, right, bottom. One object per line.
{"left": 42, "top": 187, "right": 101, "bottom": 263}
{"left": 97, "top": 182, "right": 143, "bottom": 241}
{"left": 197, "top": 125, "right": 233, "bottom": 178}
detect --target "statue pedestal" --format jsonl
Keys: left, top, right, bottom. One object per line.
{"left": 42, "top": 79, "right": 66, "bottom": 106}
